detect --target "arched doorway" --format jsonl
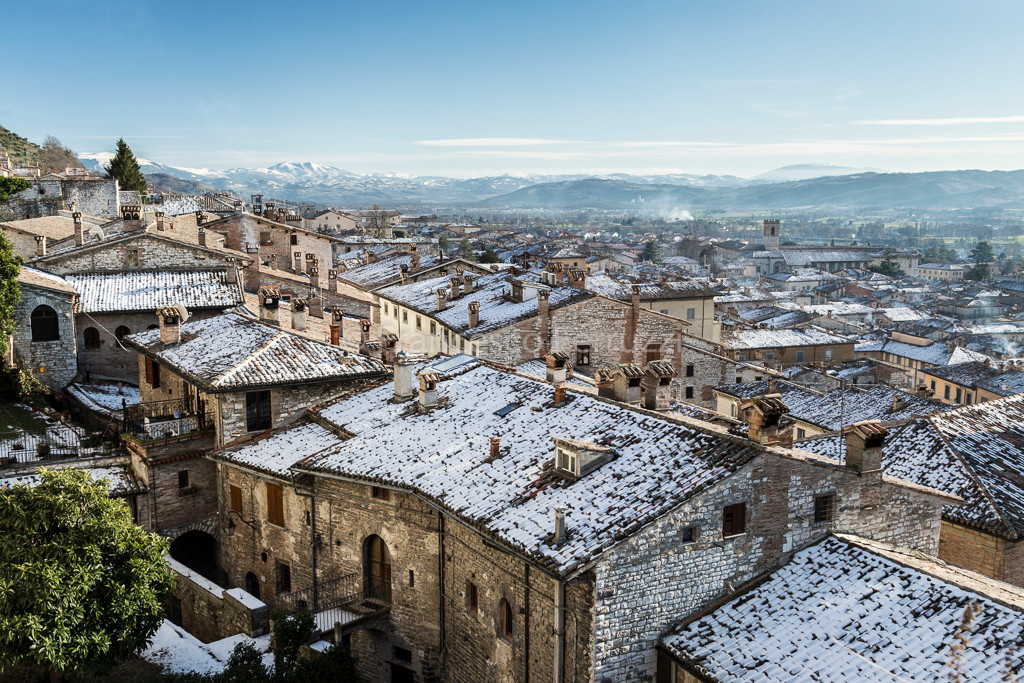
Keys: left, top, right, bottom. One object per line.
{"left": 169, "top": 530, "right": 219, "bottom": 583}
{"left": 363, "top": 535, "right": 392, "bottom": 602}
{"left": 245, "top": 572, "right": 260, "bottom": 600}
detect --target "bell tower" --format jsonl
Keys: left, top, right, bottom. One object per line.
{"left": 763, "top": 219, "right": 780, "bottom": 251}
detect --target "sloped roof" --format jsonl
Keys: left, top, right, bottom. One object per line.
{"left": 0, "top": 464, "right": 146, "bottom": 497}
{"left": 585, "top": 274, "right": 715, "bottom": 301}
{"left": 218, "top": 359, "right": 761, "bottom": 575}
{"left": 337, "top": 252, "right": 440, "bottom": 290}
{"left": 123, "top": 311, "right": 387, "bottom": 392}
{"left": 925, "top": 361, "right": 1024, "bottom": 397}
{"left": 67, "top": 270, "right": 244, "bottom": 314}
{"left": 723, "top": 328, "right": 852, "bottom": 350}
{"left": 17, "top": 266, "right": 76, "bottom": 295}
{"left": 856, "top": 339, "right": 990, "bottom": 366}
{"left": 662, "top": 535, "right": 1024, "bottom": 682}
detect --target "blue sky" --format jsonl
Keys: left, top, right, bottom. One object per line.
{"left": 5, "top": 0, "right": 1024, "bottom": 177}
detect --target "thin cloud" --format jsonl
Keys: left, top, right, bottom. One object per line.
{"left": 859, "top": 115, "right": 1024, "bottom": 126}
{"left": 416, "top": 138, "right": 569, "bottom": 147}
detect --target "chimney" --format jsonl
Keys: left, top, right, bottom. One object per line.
{"left": 843, "top": 421, "right": 888, "bottom": 473}
{"left": 553, "top": 506, "right": 566, "bottom": 546}
{"left": 73, "top": 212, "right": 84, "bottom": 246}
{"left": 892, "top": 393, "right": 907, "bottom": 412}
{"left": 411, "top": 253, "right": 421, "bottom": 272}
{"left": 916, "top": 384, "right": 932, "bottom": 398}
{"left": 538, "top": 289, "right": 551, "bottom": 355}
{"left": 291, "top": 298, "right": 308, "bottom": 331}
{"left": 490, "top": 436, "right": 501, "bottom": 459}
{"left": 545, "top": 352, "right": 568, "bottom": 383}
{"left": 554, "top": 384, "right": 567, "bottom": 407}
{"left": 360, "top": 319, "right": 371, "bottom": 347}
{"left": 468, "top": 301, "right": 480, "bottom": 328}
{"left": 612, "top": 364, "right": 644, "bottom": 405}
{"left": 328, "top": 269, "right": 339, "bottom": 293}
{"left": 266, "top": 253, "right": 277, "bottom": 270}
{"left": 198, "top": 227, "right": 207, "bottom": 247}
{"left": 568, "top": 268, "right": 587, "bottom": 288}
{"left": 224, "top": 257, "right": 238, "bottom": 284}
{"left": 394, "top": 354, "right": 416, "bottom": 402}
{"left": 739, "top": 394, "right": 789, "bottom": 445}
{"left": 34, "top": 235, "right": 46, "bottom": 257}
{"left": 463, "top": 274, "right": 475, "bottom": 294}
{"left": 596, "top": 369, "right": 615, "bottom": 399}
{"left": 309, "top": 295, "right": 323, "bottom": 318}
{"left": 417, "top": 370, "right": 440, "bottom": 410}
{"left": 436, "top": 289, "right": 448, "bottom": 312}
{"left": 294, "top": 251, "right": 304, "bottom": 274}
{"left": 155, "top": 211, "right": 165, "bottom": 231}
{"left": 449, "top": 276, "right": 462, "bottom": 300}
{"left": 329, "top": 308, "right": 343, "bottom": 344}
{"left": 158, "top": 305, "right": 185, "bottom": 344}
{"left": 243, "top": 244, "right": 261, "bottom": 291}
{"left": 630, "top": 284, "right": 641, "bottom": 313}
{"left": 259, "top": 286, "right": 281, "bottom": 326}
{"left": 309, "top": 266, "right": 320, "bottom": 291}
{"left": 329, "top": 322, "right": 341, "bottom": 345}
{"left": 643, "top": 361, "right": 675, "bottom": 411}
{"left": 195, "top": 211, "right": 205, "bottom": 226}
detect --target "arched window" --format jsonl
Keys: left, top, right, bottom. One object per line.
{"left": 115, "top": 325, "right": 130, "bottom": 340}
{"left": 83, "top": 327, "right": 101, "bottom": 349}
{"left": 499, "top": 598, "right": 513, "bottom": 640}
{"left": 147, "top": 324, "right": 159, "bottom": 330}
{"left": 30, "top": 305, "right": 59, "bottom": 342}
{"left": 363, "top": 535, "right": 392, "bottom": 602}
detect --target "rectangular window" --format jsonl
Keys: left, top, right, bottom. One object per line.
{"left": 408, "top": 570, "right": 415, "bottom": 588}
{"left": 383, "top": 303, "right": 389, "bottom": 315}
{"left": 681, "top": 526, "right": 696, "bottom": 544}
{"left": 737, "top": 353, "right": 747, "bottom": 361}
{"left": 814, "top": 493, "right": 836, "bottom": 525}
{"left": 230, "top": 485, "right": 243, "bottom": 514}
{"left": 686, "top": 307, "right": 696, "bottom": 320}
{"left": 685, "top": 386, "right": 694, "bottom": 399}
{"left": 722, "top": 502, "right": 746, "bottom": 537}
{"left": 415, "top": 316, "right": 422, "bottom": 330}
{"left": 576, "top": 344, "right": 591, "bottom": 366}
{"left": 460, "top": 338, "right": 465, "bottom": 351}
{"left": 646, "top": 343, "right": 662, "bottom": 362}
{"left": 824, "top": 348, "right": 834, "bottom": 361}
{"left": 402, "top": 311, "right": 408, "bottom": 323}
{"left": 795, "top": 350, "right": 805, "bottom": 362}
{"left": 955, "top": 387, "right": 962, "bottom": 403}
{"left": 686, "top": 364, "right": 695, "bottom": 377}
{"left": 246, "top": 391, "right": 272, "bottom": 432}
{"left": 796, "top": 427, "right": 806, "bottom": 439}
{"left": 966, "top": 393, "right": 973, "bottom": 405}
{"left": 266, "top": 482, "right": 285, "bottom": 526}
{"left": 145, "top": 358, "right": 161, "bottom": 389}
{"left": 430, "top": 322, "right": 436, "bottom": 334}
{"left": 765, "top": 352, "right": 775, "bottom": 360}
{"left": 394, "top": 308, "right": 398, "bottom": 320}
{"left": 472, "top": 344, "right": 477, "bottom": 357}
{"left": 259, "top": 231, "right": 272, "bottom": 243}
{"left": 177, "top": 470, "right": 190, "bottom": 489}
{"left": 276, "top": 562, "right": 291, "bottom": 594}
{"left": 290, "top": 234, "right": 298, "bottom": 245}
{"left": 371, "top": 486, "right": 390, "bottom": 501}
{"left": 393, "top": 646, "right": 412, "bottom": 663}
{"left": 944, "top": 385, "right": 951, "bottom": 400}
{"left": 126, "top": 249, "right": 140, "bottom": 267}
{"left": 467, "top": 581, "right": 479, "bottom": 613}
{"left": 931, "top": 380, "right": 936, "bottom": 392}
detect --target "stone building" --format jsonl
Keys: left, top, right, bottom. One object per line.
{"left": 206, "top": 356, "right": 954, "bottom": 682}
{"left": 855, "top": 331, "right": 989, "bottom": 390}
{"left": 721, "top": 327, "right": 856, "bottom": 369}
{"left": 203, "top": 212, "right": 338, "bottom": 276}
{"left": 586, "top": 274, "right": 720, "bottom": 343}
{"left": 1, "top": 212, "right": 105, "bottom": 260}
{"left": 11, "top": 267, "right": 79, "bottom": 390}
{"left": 0, "top": 175, "right": 120, "bottom": 221}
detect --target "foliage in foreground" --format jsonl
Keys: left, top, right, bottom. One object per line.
{"left": 0, "top": 468, "right": 173, "bottom": 677}
{"left": 158, "top": 639, "right": 360, "bottom": 683}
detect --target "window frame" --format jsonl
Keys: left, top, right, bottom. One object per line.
{"left": 230, "top": 484, "right": 243, "bottom": 514}
{"left": 722, "top": 502, "right": 746, "bottom": 538}
{"left": 245, "top": 390, "right": 272, "bottom": 432}
{"left": 813, "top": 493, "right": 836, "bottom": 525}
{"left": 266, "top": 482, "right": 285, "bottom": 527}
{"left": 30, "top": 305, "right": 60, "bottom": 342}
{"left": 576, "top": 344, "right": 592, "bottom": 367}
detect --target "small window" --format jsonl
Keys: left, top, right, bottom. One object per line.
{"left": 408, "top": 569, "right": 415, "bottom": 588}
{"left": 796, "top": 427, "right": 806, "bottom": 439}
{"left": 966, "top": 393, "right": 973, "bottom": 405}
{"left": 290, "top": 234, "right": 298, "bottom": 245}
{"left": 467, "top": 581, "right": 479, "bottom": 613}
{"left": 765, "top": 352, "right": 775, "bottom": 360}
{"left": 115, "top": 325, "right": 130, "bottom": 340}
{"left": 931, "top": 380, "right": 936, "bottom": 392}
{"left": 824, "top": 347, "right": 834, "bottom": 361}
{"left": 814, "top": 493, "right": 835, "bottom": 525}
{"left": 460, "top": 338, "right": 465, "bottom": 351}
{"left": 371, "top": 486, "right": 390, "bottom": 501}
{"left": 646, "top": 343, "right": 662, "bottom": 362}
{"left": 402, "top": 311, "right": 408, "bottom": 323}
{"left": 685, "top": 386, "right": 694, "bottom": 399}
{"left": 126, "top": 249, "right": 140, "bottom": 267}
{"left": 794, "top": 350, "right": 804, "bottom": 362}
{"left": 955, "top": 387, "right": 962, "bottom": 403}
{"left": 685, "top": 364, "right": 694, "bottom": 377}
{"left": 430, "top": 321, "right": 437, "bottom": 334}
{"left": 383, "top": 303, "right": 389, "bottom": 315}
{"left": 576, "top": 344, "right": 591, "bottom": 366}
{"left": 722, "top": 502, "right": 746, "bottom": 537}
{"left": 30, "top": 305, "right": 59, "bottom": 342}
{"left": 145, "top": 358, "right": 161, "bottom": 388}
{"left": 177, "top": 470, "right": 190, "bottom": 489}
{"left": 500, "top": 598, "right": 513, "bottom": 640}
{"left": 737, "top": 353, "right": 747, "bottom": 361}
{"left": 393, "top": 646, "right": 412, "bottom": 664}
{"left": 415, "top": 315, "right": 421, "bottom": 330}
{"left": 686, "top": 307, "right": 696, "bottom": 320}
{"left": 230, "top": 484, "right": 243, "bottom": 513}
{"left": 276, "top": 562, "right": 292, "bottom": 594}
{"left": 660, "top": 308, "right": 669, "bottom": 314}
{"left": 246, "top": 390, "right": 272, "bottom": 431}
{"left": 681, "top": 526, "right": 697, "bottom": 544}
{"left": 944, "top": 385, "right": 951, "bottom": 400}
{"left": 84, "top": 327, "right": 101, "bottom": 349}
{"left": 266, "top": 482, "right": 285, "bottom": 527}
{"left": 471, "top": 344, "right": 477, "bottom": 357}
{"left": 259, "top": 231, "right": 272, "bottom": 243}
{"left": 394, "top": 307, "right": 399, "bottom": 320}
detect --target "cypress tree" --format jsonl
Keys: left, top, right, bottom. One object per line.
{"left": 104, "top": 138, "right": 147, "bottom": 198}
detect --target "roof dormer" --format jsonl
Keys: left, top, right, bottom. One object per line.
{"left": 552, "top": 437, "right": 617, "bottom": 480}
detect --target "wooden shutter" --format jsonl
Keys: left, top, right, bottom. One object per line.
{"left": 723, "top": 502, "right": 746, "bottom": 537}
{"left": 152, "top": 361, "right": 161, "bottom": 388}
{"left": 145, "top": 358, "right": 154, "bottom": 385}
{"left": 266, "top": 482, "right": 284, "bottom": 526}
{"left": 230, "top": 485, "right": 243, "bottom": 514}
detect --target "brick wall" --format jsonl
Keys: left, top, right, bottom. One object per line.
{"left": 938, "top": 521, "right": 1006, "bottom": 581}
{"left": 12, "top": 284, "right": 78, "bottom": 390}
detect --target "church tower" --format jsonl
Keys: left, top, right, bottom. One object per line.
{"left": 763, "top": 219, "right": 780, "bottom": 251}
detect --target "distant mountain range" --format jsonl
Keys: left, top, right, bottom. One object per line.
{"left": 76, "top": 153, "right": 1024, "bottom": 212}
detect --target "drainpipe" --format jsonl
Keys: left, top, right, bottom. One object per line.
{"left": 290, "top": 473, "right": 318, "bottom": 612}
{"left": 554, "top": 579, "right": 566, "bottom": 683}
{"left": 438, "top": 514, "right": 447, "bottom": 673}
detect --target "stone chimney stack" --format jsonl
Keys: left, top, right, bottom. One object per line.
{"left": 198, "top": 227, "right": 207, "bottom": 247}
{"left": 553, "top": 506, "right": 566, "bottom": 546}
{"left": 34, "top": 235, "right": 46, "bottom": 257}
{"left": 243, "top": 244, "right": 261, "bottom": 291}
{"left": 545, "top": 352, "right": 568, "bottom": 383}
{"left": 643, "top": 361, "right": 675, "bottom": 411}
{"left": 394, "top": 354, "right": 416, "bottom": 402}
{"left": 596, "top": 369, "right": 615, "bottom": 399}
{"left": 844, "top": 421, "right": 887, "bottom": 473}
{"left": 155, "top": 211, "right": 166, "bottom": 231}
{"left": 410, "top": 253, "right": 421, "bottom": 272}
{"left": 490, "top": 436, "right": 501, "bottom": 459}
{"left": 293, "top": 251, "right": 304, "bottom": 274}
{"left": 418, "top": 371, "right": 440, "bottom": 410}
{"left": 224, "top": 257, "right": 238, "bottom": 284}
{"left": 309, "top": 266, "right": 320, "bottom": 291}
{"left": 436, "top": 288, "right": 448, "bottom": 312}
{"left": 739, "top": 394, "right": 790, "bottom": 445}
{"left": 291, "top": 299, "right": 308, "bottom": 331}
{"left": 158, "top": 305, "right": 185, "bottom": 345}
{"left": 468, "top": 301, "right": 480, "bottom": 328}
{"left": 463, "top": 274, "right": 475, "bottom": 294}
{"left": 360, "top": 319, "right": 371, "bottom": 347}
{"left": 538, "top": 289, "right": 551, "bottom": 355}
{"left": 630, "top": 284, "right": 641, "bottom": 314}
{"left": 568, "top": 268, "right": 587, "bottom": 288}
{"left": 612, "top": 364, "right": 644, "bottom": 405}
{"left": 309, "top": 294, "right": 323, "bottom": 319}
{"left": 259, "top": 286, "right": 281, "bottom": 326}
{"left": 449, "top": 276, "right": 462, "bottom": 300}
{"left": 195, "top": 210, "right": 205, "bottom": 226}
{"left": 73, "top": 212, "right": 84, "bottom": 246}
{"left": 328, "top": 269, "right": 339, "bottom": 293}
{"left": 266, "top": 253, "right": 277, "bottom": 270}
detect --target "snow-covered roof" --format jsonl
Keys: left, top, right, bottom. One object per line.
{"left": 924, "top": 361, "right": 1024, "bottom": 396}
{"left": 65, "top": 382, "right": 140, "bottom": 418}
{"left": 856, "top": 339, "right": 990, "bottom": 366}
{"left": 337, "top": 252, "right": 440, "bottom": 290}
{"left": 751, "top": 249, "right": 870, "bottom": 265}
{"left": 585, "top": 274, "right": 714, "bottom": 301}
{"left": 17, "top": 266, "right": 76, "bottom": 295}
{"left": 723, "top": 328, "right": 851, "bottom": 350}
{"left": 123, "top": 312, "right": 387, "bottom": 392}
{"left": 377, "top": 267, "right": 593, "bottom": 337}
{"left": 218, "top": 359, "right": 761, "bottom": 575}
{"left": 878, "top": 306, "right": 927, "bottom": 322}
{"left": 67, "top": 270, "right": 244, "bottom": 314}
{"left": 0, "top": 464, "right": 145, "bottom": 497}
{"left": 662, "top": 534, "right": 1024, "bottom": 681}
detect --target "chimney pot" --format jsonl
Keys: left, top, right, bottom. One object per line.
{"left": 417, "top": 370, "right": 440, "bottom": 410}
{"left": 553, "top": 506, "right": 566, "bottom": 546}
{"left": 73, "top": 212, "right": 84, "bottom": 246}
{"left": 197, "top": 227, "right": 207, "bottom": 247}
{"left": 490, "top": 436, "right": 501, "bottom": 459}
{"left": 258, "top": 286, "right": 281, "bottom": 326}
{"left": 394, "top": 354, "right": 416, "bottom": 401}
{"left": 34, "top": 235, "right": 46, "bottom": 257}
{"left": 554, "top": 384, "right": 567, "bottom": 406}
{"left": 158, "top": 305, "right": 185, "bottom": 344}
{"left": 468, "top": 300, "right": 480, "bottom": 328}
{"left": 155, "top": 211, "right": 165, "bottom": 231}
{"left": 329, "top": 323, "right": 341, "bottom": 345}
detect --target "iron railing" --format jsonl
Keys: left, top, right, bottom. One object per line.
{"left": 265, "top": 572, "right": 390, "bottom": 634}
{"left": 0, "top": 424, "right": 107, "bottom": 466}
{"left": 123, "top": 398, "right": 214, "bottom": 442}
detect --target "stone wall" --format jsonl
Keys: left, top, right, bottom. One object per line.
{"left": 938, "top": 520, "right": 1005, "bottom": 581}
{"left": 12, "top": 284, "right": 78, "bottom": 390}
{"left": 167, "top": 556, "right": 268, "bottom": 643}
{"left": 214, "top": 381, "right": 358, "bottom": 446}
{"left": 210, "top": 214, "right": 334, "bottom": 273}
{"left": 39, "top": 233, "right": 229, "bottom": 274}
{"left": 1002, "top": 538, "right": 1024, "bottom": 588}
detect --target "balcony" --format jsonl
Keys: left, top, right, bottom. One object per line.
{"left": 123, "top": 398, "right": 214, "bottom": 443}
{"left": 265, "top": 572, "right": 390, "bottom": 635}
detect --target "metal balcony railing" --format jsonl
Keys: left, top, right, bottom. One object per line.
{"left": 123, "top": 398, "right": 214, "bottom": 442}
{"left": 265, "top": 572, "right": 390, "bottom": 634}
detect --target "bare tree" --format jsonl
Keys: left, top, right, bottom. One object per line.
{"left": 39, "top": 136, "right": 86, "bottom": 175}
